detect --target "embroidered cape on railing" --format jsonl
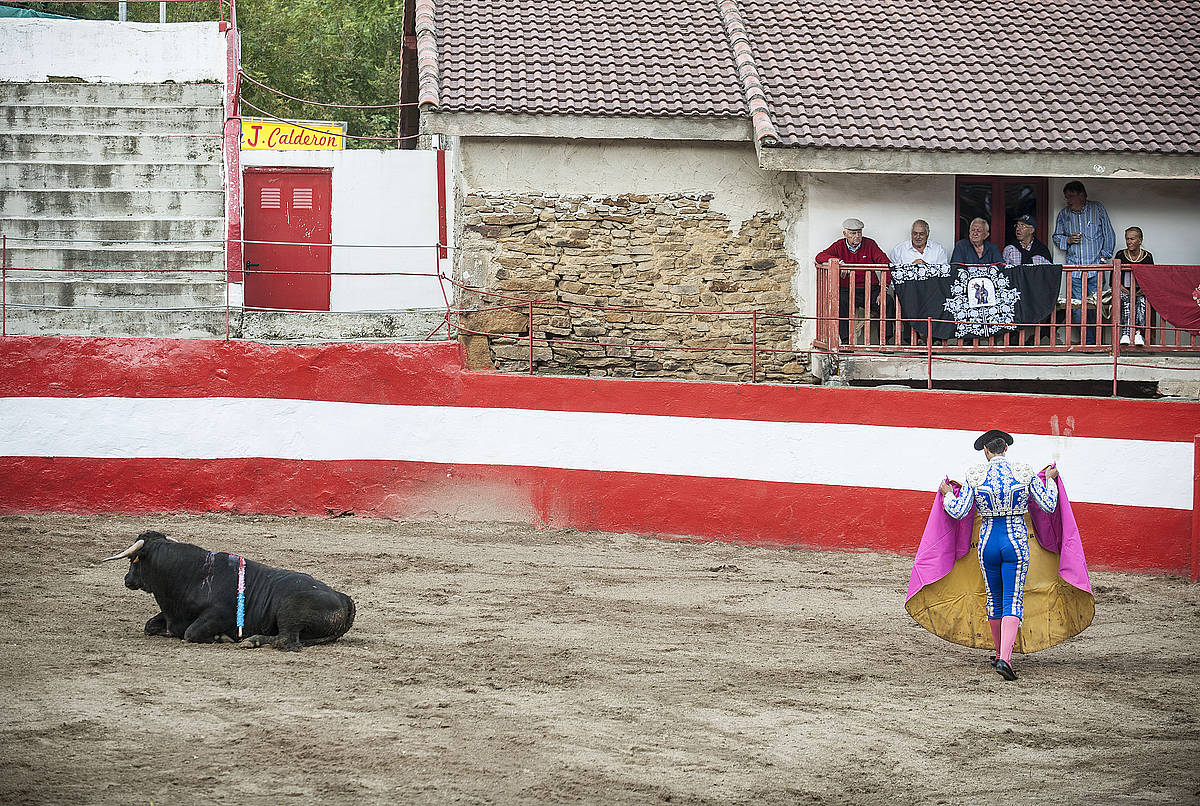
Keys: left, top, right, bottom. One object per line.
{"left": 890, "top": 262, "right": 1063, "bottom": 339}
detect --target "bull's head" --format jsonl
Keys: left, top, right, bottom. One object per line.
{"left": 101, "top": 530, "right": 174, "bottom": 590}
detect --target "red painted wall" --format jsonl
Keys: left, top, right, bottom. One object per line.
{"left": 0, "top": 336, "right": 1195, "bottom": 574}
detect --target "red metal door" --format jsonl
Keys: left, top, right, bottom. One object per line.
{"left": 243, "top": 168, "right": 332, "bottom": 311}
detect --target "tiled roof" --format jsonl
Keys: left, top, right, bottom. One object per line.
{"left": 419, "top": 0, "right": 1200, "bottom": 154}
{"left": 426, "top": 0, "right": 747, "bottom": 118}
{"left": 742, "top": 0, "right": 1200, "bottom": 153}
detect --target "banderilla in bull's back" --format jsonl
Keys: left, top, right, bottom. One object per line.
{"left": 101, "top": 530, "right": 355, "bottom": 651}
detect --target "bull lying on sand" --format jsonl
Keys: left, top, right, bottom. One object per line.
{"left": 102, "top": 530, "right": 355, "bottom": 651}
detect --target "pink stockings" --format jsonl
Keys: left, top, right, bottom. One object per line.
{"left": 989, "top": 616, "right": 1021, "bottom": 663}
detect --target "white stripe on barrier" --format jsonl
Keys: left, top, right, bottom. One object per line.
{"left": 0, "top": 396, "right": 1191, "bottom": 510}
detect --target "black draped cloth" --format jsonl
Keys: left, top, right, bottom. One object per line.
{"left": 891, "top": 263, "right": 1063, "bottom": 339}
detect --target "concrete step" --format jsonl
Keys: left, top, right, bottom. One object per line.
{"left": 6, "top": 245, "right": 224, "bottom": 274}
{"left": 0, "top": 307, "right": 241, "bottom": 338}
{"left": 2, "top": 104, "right": 225, "bottom": 131}
{"left": 2, "top": 188, "right": 226, "bottom": 217}
{"left": 4, "top": 278, "right": 229, "bottom": 308}
{"left": 1, "top": 161, "right": 224, "bottom": 190}
{"left": 241, "top": 309, "right": 448, "bottom": 342}
{"left": 0, "top": 82, "right": 224, "bottom": 107}
{"left": 2, "top": 132, "right": 223, "bottom": 163}
{"left": 0, "top": 216, "right": 225, "bottom": 243}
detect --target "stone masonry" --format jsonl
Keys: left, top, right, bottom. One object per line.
{"left": 457, "top": 192, "right": 809, "bottom": 383}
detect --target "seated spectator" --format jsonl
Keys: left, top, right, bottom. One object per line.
{"left": 951, "top": 218, "right": 1004, "bottom": 265}
{"left": 814, "top": 217, "right": 890, "bottom": 344}
{"left": 1114, "top": 226, "right": 1154, "bottom": 346}
{"left": 890, "top": 219, "right": 949, "bottom": 265}
{"left": 1002, "top": 214, "right": 1052, "bottom": 265}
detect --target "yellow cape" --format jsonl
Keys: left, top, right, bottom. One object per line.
{"left": 905, "top": 512, "right": 1095, "bottom": 653}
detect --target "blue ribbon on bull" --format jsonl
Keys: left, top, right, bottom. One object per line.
{"left": 236, "top": 555, "right": 246, "bottom": 639}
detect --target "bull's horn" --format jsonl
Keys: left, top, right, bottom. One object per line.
{"left": 100, "top": 539, "right": 144, "bottom": 563}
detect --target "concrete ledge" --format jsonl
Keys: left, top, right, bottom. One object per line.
{"left": 758, "top": 145, "right": 1200, "bottom": 180}
{"left": 835, "top": 351, "right": 1200, "bottom": 388}
{"left": 423, "top": 111, "right": 753, "bottom": 142}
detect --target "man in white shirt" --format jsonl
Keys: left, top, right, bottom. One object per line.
{"left": 890, "top": 219, "right": 949, "bottom": 265}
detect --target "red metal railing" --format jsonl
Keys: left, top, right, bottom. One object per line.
{"left": 817, "top": 259, "right": 1200, "bottom": 353}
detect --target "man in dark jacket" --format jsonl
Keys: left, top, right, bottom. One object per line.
{"left": 951, "top": 218, "right": 1005, "bottom": 265}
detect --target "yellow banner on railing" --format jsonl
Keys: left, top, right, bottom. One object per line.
{"left": 240, "top": 118, "right": 346, "bottom": 151}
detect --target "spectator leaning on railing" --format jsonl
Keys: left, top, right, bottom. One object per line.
{"left": 1002, "top": 214, "right": 1052, "bottom": 265}
{"left": 950, "top": 218, "right": 1004, "bottom": 265}
{"left": 1114, "top": 225, "right": 1154, "bottom": 346}
{"left": 814, "top": 217, "right": 890, "bottom": 343}
{"left": 1053, "top": 181, "right": 1115, "bottom": 303}
{"left": 889, "top": 219, "right": 949, "bottom": 266}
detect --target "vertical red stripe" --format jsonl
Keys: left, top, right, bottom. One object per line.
{"left": 436, "top": 147, "right": 448, "bottom": 260}
{"left": 1193, "top": 435, "right": 1199, "bottom": 582}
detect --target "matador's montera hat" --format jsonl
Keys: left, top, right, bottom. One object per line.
{"left": 974, "top": 429, "right": 1014, "bottom": 451}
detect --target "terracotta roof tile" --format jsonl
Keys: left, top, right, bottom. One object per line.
{"left": 423, "top": 0, "right": 1200, "bottom": 153}
{"left": 742, "top": 0, "right": 1200, "bottom": 153}
{"left": 432, "top": 0, "right": 746, "bottom": 118}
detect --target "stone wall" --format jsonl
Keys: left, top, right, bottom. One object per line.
{"left": 457, "top": 192, "right": 809, "bottom": 383}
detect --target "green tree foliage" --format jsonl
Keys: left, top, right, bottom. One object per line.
{"left": 13, "top": 0, "right": 403, "bottom": 146}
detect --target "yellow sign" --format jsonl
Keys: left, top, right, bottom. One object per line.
{"left": 240, "top": 118, "right": 345, "bottom": 151}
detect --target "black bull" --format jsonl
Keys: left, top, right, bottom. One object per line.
{"left": 102, "top": 530, "right": 355, "bottom": 650}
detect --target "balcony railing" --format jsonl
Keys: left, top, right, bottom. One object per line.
{"left": 815, "top": 260, "right": 1200, "bottom": 353}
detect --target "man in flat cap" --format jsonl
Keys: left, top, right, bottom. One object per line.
{"left": 814, "top": 217, "right": 891, "bottom": 343}
{"left": 1002, "top": 214, "right": 1053, "bottom": 266}
{"left": 938, "top": 430, "right": 1059, "bottom": 680}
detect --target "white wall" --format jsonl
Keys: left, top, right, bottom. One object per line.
{"left": 460, "top": 138, "right": 798, "bottom": 232}
{"left": 0, "top": 20, "right": 225, "bottom": 82}
{"left": 240, "top": 149, "right": 445, "bottom": 311}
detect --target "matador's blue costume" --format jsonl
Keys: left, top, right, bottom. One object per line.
{"left": 943, "top": 455, "right": 1058, "bottom": 619}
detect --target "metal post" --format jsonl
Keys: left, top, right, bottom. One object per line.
{"left": 926, "top": 317, "right": 932, "bottom": 389}
{"left": 528, "top": 300, "right": 534, "bottom": 374}
{"left": 750, "top": 311, "right": 758, "bottom": 383}
{"left": 118, "top": 1, "right": 127, "bottom": 21}
{"left": 159, "top": 1, "right": 166, "bottom": 23}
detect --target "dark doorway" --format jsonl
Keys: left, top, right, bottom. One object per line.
{"left": 956, "top": 176, "right": 1049, "bottom": 247}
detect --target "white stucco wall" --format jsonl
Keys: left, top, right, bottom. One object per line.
{"left": 240, "top": 149, "right": 446, "bottom": 311}
{"left": 459, "top": 138, "right": 798, "bottom": 233}
{"left": 458, "top": 137, "right": 811, "bottom": 334}
{"left": 0, "top": 20, "right": 226, "bottom": 82}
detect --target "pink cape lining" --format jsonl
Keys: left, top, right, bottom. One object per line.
{"left": 905, "top": 472, "right": 1092, "bottom": 604}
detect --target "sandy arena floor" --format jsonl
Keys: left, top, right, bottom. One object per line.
{"left": 1, "top": 513, "right": 1197, "bottom": 805}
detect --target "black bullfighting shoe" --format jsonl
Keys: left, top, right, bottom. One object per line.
{"left": 995, "top": 659, "right": 1017, "bottom": 681}
{"left": 989, "top": 654, "right": 999, "bottom": 668}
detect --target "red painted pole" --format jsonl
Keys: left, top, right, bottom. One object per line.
{"left": 751, "top": 310, "right": 758, "bottom": 383}
{"left": 1111, "top": 261, "right": 1120, "bottom": 396}
{"left": 1192, "top": 435, "right": 1199, "bottom": 583}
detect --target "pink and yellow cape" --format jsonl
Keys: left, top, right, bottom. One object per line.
{"left": 905, "top": 472, "right": 1094, "bottom": 653}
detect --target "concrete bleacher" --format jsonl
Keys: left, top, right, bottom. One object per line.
{"left": 1, "top": 80, "right": 231, "bottom": 336}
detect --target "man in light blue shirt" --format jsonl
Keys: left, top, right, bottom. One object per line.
{"left": 1053, "top": 181, "right": 1115, "bottom": 301}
